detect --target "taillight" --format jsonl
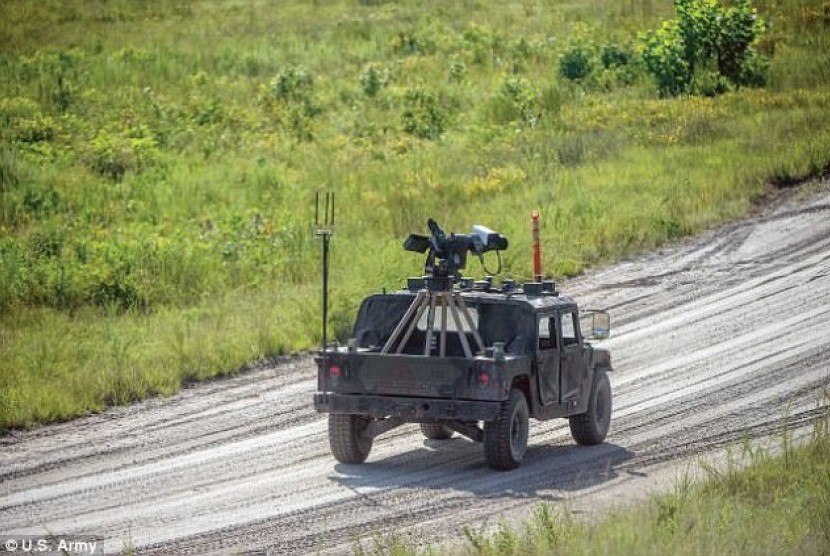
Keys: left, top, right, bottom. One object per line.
{"left": 329, "top": 364, "right": 342, "bottom": 378}
{"left": 476, "top": 371, "right": 490, "bottom": 386}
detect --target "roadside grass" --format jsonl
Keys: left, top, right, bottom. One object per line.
{"left": 2, "top": 0, "right": 830, "bottom": 428}
{"left": 352, "top": 403, "right": 830, "bottom": 555}
{"left": 0, "top": 285, "right": 317, "bottom": 425}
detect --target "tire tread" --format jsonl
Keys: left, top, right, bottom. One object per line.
{"left": 484, "top": 389, "right": 528, "bottom": 471}
{"left": 569, "top": 369, "right": 612, "bottom": 445}
{"left": 329, "top": 414, "right": 372, "bottom": 463}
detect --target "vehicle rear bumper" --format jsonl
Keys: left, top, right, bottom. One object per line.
{"left": 313, "top": 392, "right": 502, "bottom": 421}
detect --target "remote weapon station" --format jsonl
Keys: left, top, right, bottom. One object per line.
{"left": 313, "top": 201, "right": 613, "bottom": 470}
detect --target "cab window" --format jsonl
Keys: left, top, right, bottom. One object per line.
{"left": 560, "top": 311, "right": 578, "bottom": 346}
{"left": 537, "top": 316, "right": 556, "bottom": 350}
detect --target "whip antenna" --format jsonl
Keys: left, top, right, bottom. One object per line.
{"left": 314, "top": 192, "right": 335, "bottom": 364}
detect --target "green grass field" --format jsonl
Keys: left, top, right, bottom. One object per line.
{"left": 2, "top": 0, "right": 830, "bottom": 428}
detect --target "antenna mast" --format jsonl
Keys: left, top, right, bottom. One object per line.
{"left": 314, "top": 192, "right": 335, "bottom": 362}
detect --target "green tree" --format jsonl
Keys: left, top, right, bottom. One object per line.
{"left": 642, "top": 0, "right": 768, "bottom": 96}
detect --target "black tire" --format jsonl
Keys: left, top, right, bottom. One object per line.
{"left": 420, "top": 423, "right": 454, "bottom": 440}
{"left": 328, "top": 414, "right": 373, "bottom": 464}
{"left": 484, "top": 389, "right": 529, "bottom": 471}
{"left": 569, "top": 368, "right": 612, "bottom": 445}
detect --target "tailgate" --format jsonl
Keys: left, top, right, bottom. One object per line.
{"left": 321, "top": 352, "right": 481, "bottom": 399}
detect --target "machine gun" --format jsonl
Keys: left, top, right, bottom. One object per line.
{"left": 403, "top": 218, "right": 508, "bottom": 290}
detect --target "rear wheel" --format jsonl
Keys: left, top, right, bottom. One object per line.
{"left": 569, "top": 369, "right": 612, "bottom": 445}
{"left": 484, "top": 389, "right": 529, "bottom": 471}
{"left": 420, "top": 423, "right": 454, "bottom": 440}
{"left": 329, "top": 414, "right": 373, "bottom": 463}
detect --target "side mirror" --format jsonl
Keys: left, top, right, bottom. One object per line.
{"left": 582, "top": 310, "right": 610, "bottom": 340}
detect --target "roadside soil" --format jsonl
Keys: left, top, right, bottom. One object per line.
{"left": 2, "top": 180, "right": 829, "bottom": 555}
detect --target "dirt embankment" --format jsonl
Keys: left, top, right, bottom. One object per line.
{"left": 2, "top": 181, "right": 829, "bottom": 554}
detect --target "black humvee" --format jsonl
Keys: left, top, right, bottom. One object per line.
{"left": 313, "top": 278, "right": 613, "bottom": 471}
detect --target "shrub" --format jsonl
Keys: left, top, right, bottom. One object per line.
{"left": 360, "top": 65, "right": 385, "bottom": 96}
{"left": 89, "top": 132, "right": 160, "bottom": 181}
{"left": 268, "top": 66, "right": 321, "bottom": 141}
{"left": 641, "top": 0, "right": 768, "bottom": 96}
{"left": 448, "top": 61, "right": 466, "bottom": 83}
{"left": 191, "top": 96, "right": 224, "bottom": 126}
{"left": 401, "top": 89, "right": 449, "bottom": 140}
{"left": 392, "top": 29, "right": 437, "bottom": 56}
{"left": 1, "top": 97, "right": 61, "bottom": 145}
{"left": 461, "top": 24, "right": 505, "bottom": 66}
{"left": 271, "top": 66, "right": 314, "bottom": 101}
{"left": 0, "top": 97, "right": 41, "bottom": 124}
{"left": 559, "top": 46, "right": 593, "bottom": 81}
{"left": 488, "top": 76, "right": 541, "bottom": 128}
{"left": 91, "top": 277, "right": 145, "bottom": 313}
{"left": 22, "top": 184, "right": 62, "bottom": 218}
{"left": 642, "top": 20, "right": 692, "bottom": 96}
{"left": 30, "top": 228, "right": 65, "bottom": 258}
{"left": 601, "top": 43, "right": 634, "bottom": 69}
{"left": 12, "top": 115, "right": 59, "bottom": 143}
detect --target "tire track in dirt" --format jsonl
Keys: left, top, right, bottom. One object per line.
{"left": 1, "top": 181, "right": 829, "bottom": 555}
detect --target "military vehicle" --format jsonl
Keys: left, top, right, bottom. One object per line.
{"left": 313, "top": 216, "right": 612, "bottom": 470}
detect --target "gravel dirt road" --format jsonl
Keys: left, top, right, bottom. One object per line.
{"left": 2, "top": 181, "right": 829, "bottom": 555}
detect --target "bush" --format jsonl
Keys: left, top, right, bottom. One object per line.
{"left": 642, "top": 20, "right": 693, "bottom": 96}
{"left": 641, "top": 0, "right": 768, "bottom": 96}
{"left": 461, "top": 24, "right": 505, "bottom": 66}
{"left": 12, "top": 115, "right": 59, "bottom": 143}
{"left": 489, "top": 76, "right": 541, "bottom": 127}
{"left": 22, "top": 184, "right": 62, "bottom": 218}
{"left": 360, "top": 65, "right": 385, "bottom": 96}
{"left": 601, "top": 43, "right": 634, "bottom": 69}
{"left": 190, "top": 96, "right": 224, "bottom": 126}
{"left": 268, "top": 66, "right": 321, "bottom": 141}
{"left": 559, "top": 46, "right": 593, "bottom": 81}
{"left": 448, "top": 60, "right": 466, "bottom": 83}
{"left": 89, "top": 132, "right": 160, "bottom": 181}
{"left": 271, "top": 66, "right": 314, "bottom": 101}
{"left": 401, "top": 89, "right": 450, "bottom": 140}
{"left": 91, "top": 277, "right": 145, "bottom": 313}
{"left": 392, "top": 28, "right": 438, "bottom": 56}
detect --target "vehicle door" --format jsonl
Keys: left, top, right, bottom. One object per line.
{"left": 535, "top": 314, "right": 559, "bottom": 405}
{"left": 558, "top": 309, "right": 584, "bottom": 402}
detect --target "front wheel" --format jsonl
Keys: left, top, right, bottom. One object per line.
{"left": 329, "top": 414, "right": 373, "bottom": 463}
{"left": 484, "top": 389, "right": 529, "bottom": 471}
{"left": 569, "top": 368, "right": 612, "bottom": 445}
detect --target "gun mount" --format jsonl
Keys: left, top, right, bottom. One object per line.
{"left": 390, "top": 219, "right": 509, "bottom": 357}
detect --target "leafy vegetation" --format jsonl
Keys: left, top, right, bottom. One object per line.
{"left": 559, "top": 46, "right": 594, "bottom": 81}
{"left": 642, "top": 0, "right": 769, "bottom": 96}
{"left": 1, "top": 0, "right": 830, "bottom": 428}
